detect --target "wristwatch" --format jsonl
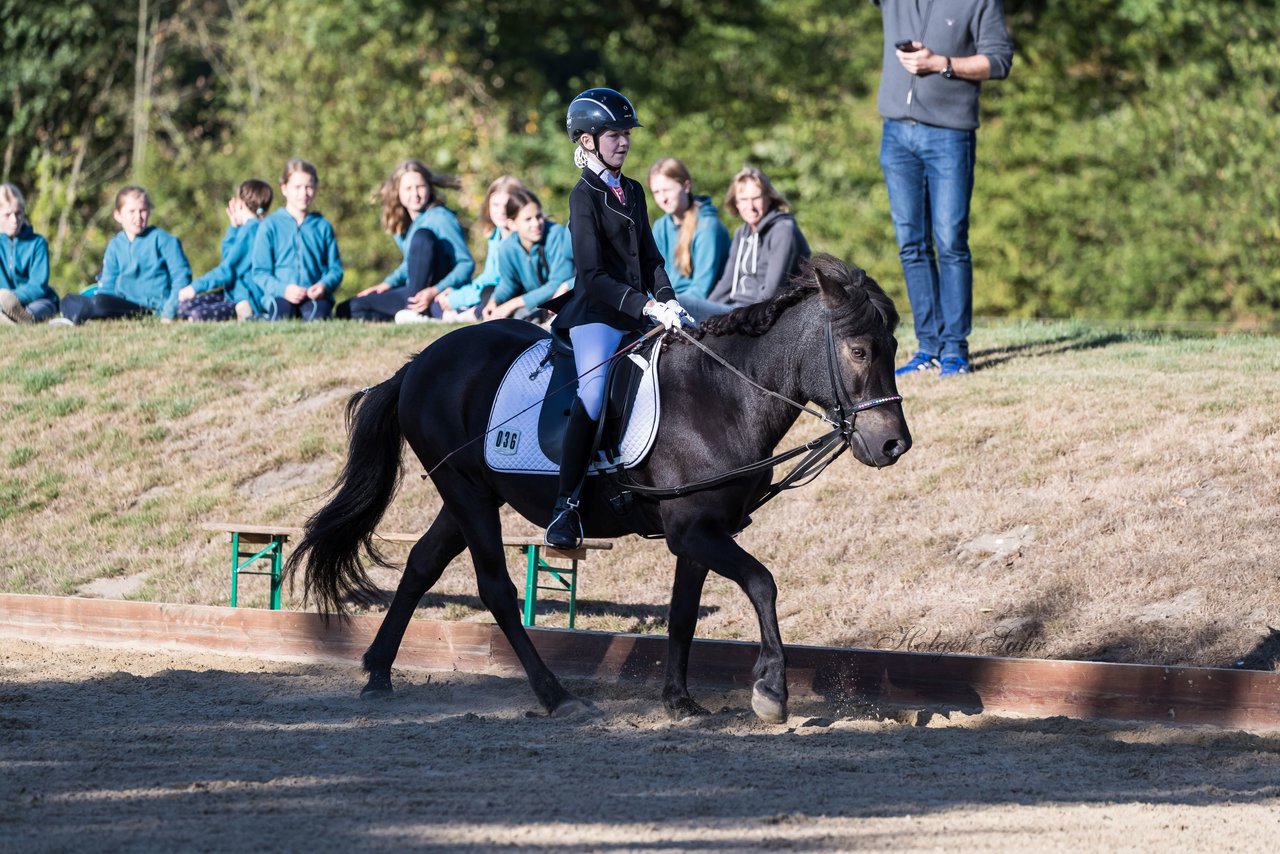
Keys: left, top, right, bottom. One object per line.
{"left": 941, "top": 57, "right": 954, "bottom": 79}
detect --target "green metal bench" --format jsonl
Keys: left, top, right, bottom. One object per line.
{"left": 201, "top": 523, "right": 611, "bottom": 627}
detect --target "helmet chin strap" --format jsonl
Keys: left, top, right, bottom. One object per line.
{"left": 577, "top": 142, "right": 621, "bottom": 176}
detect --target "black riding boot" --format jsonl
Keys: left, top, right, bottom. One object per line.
{"left": 545, "top": 399, "right": 599, "bottom": 548}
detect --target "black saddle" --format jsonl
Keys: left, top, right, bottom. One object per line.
{"left": 536, "top": 329, "right": 655, "bottom": 467}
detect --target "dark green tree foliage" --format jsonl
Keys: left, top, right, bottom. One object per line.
{"left": 3, "top": 0, "right": 1277, "bottom": 323}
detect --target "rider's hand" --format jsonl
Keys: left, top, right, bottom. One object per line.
{"left": 643, "top": 300, "right": 682, "bottom": 331}
{"left": 663, "top": 299, "right": 696, "bottom": 328}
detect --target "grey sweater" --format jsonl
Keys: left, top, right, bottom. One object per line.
{"left": 873, "top": 0, "right": 1014, "bottom": 131}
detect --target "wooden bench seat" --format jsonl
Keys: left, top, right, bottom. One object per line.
{"left": 200, "top": 522, "right": 612, "bottom": 627}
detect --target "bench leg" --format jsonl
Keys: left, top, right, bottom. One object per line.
{"left": 230, "top": 534, "right": 287, "bottom": 610}
{"left": 565, "top": 557, "right": 578, "bottom": 629}
{"left": 269, "top": 535, "right": 284, "bottom": 611}
{"left": 520, "top": 544, "right": 579, "bottom": 629}
{"left": 230, "top": 532, "right": 241, "bottom": 608}
{"left": 522, "top": 545, "right": 539, "bottom": 627}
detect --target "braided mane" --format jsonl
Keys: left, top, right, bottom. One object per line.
{"left": 688, "top": 254, "right": 898, "bottom": 340}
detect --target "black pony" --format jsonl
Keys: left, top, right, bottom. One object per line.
{"left": 286, "top": 254, "right": 911, "bottom": 722}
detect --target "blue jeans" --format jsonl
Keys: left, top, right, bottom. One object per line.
{"left": 880, "top": 119, "right": 976, "bottom": 361}
{"left": 267, "top": 295, "right": 334, "bottom": 321}
{"left": 26, "top": 297, "right": 59, "bottom": 322}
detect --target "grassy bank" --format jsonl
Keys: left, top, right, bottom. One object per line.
{"left": 2, "top": 317, "right": 1277, "bottom": 668}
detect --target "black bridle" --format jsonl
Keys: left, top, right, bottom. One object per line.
{"left": 617, "top": 320, "right": 902, "bottom": 512}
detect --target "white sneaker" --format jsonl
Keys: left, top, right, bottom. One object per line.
{"left": 394, "top": 309, "right": 436, "bottom": 324}
{"left": 47, "top": 317, "right": 75, "bottom": 327}
{"left": 0, "top": 289, "right": 34, "bottom": 324}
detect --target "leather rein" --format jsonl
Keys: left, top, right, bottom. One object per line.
{"left": 617, "top": 321, "right": 902, "bottom": 514}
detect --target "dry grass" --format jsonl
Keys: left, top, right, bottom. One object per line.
{"left": 2, "top": 317, "right": 1277, "bottom": 667}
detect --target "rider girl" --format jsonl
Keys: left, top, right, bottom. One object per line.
{"left": 543, "top": 88, "right": 694, "bottom": 549}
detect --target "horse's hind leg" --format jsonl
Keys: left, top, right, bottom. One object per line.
{"left": 663, "top": 556, "right": 712, "bottom": 720}
{"left": 441, "top": 484, "right": 582, "bottom": 716}
{"left": 361, "top": 510, "right": 466, "bottom": 697}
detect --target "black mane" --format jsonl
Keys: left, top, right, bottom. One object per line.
{"left": 689, "top": 254, "right": 898, "bottom": 340}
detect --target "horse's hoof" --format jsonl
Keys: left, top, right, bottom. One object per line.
{"left": 665, "top": 697, "right": 711, "bottom": 721}
{"left": 360, "top": 671, "right": 393, "bottom": 699}
{"left": 548, "top": 696, "right": 597, "bottom": 719}
{"left": 751, "top": 680, "right": 788, "bottom": 724}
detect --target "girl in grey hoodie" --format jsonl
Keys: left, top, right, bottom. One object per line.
{"left": 705, "top": 166, "right": 810, "bottom": 308}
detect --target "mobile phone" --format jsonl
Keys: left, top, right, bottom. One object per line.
{"left": 895, "top": 39, "right": 919, "bottom": 52}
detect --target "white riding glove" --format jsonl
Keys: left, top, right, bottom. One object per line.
{"left": 643, "top": 300, "right": 683, "bottom": 331}
{"left": 664, "top": 299, "right": 696, "bottom": 328}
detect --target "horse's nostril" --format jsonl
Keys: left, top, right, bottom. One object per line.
{"left": 883, "top": 438, "right": 910, "bottom": 459}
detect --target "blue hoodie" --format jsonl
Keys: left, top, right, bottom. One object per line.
{"left": 251, "top": 209, "right": 343, "bottom": 300}
{"left": 0, "top": 223, "right": 57, "bottom": 306}
{"left": 191, "top": 220, "right": 266, "bottom": 313}
{"left": 385, "top": 205, "right": 475, "bottom": 291}
{"left": 99, "top": 226, "right": 192, "bottom": 319}
{"left": 651, "top": 195, "right": 731, "bottom": 299}
{"left": 493, "top": 221, "right": 575, "bottom": 309}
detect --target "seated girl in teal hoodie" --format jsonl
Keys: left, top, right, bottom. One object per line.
{"left": 482, "top": 188, "right": 574, "bottom": 322}
{"left": 340, "top": 159, "right": 474, "bottom": 323}
{"left": 58, "top": 186, "right": 192, "bottom": 325}
{"left": 411, "top": 174, "right": 527, "bottom": 324}
{"left": 252, "top": 159, "right": 343, "bottom": 321}
{"left": 0, "top": 183, "right": 59, "bottom": 323}
{"left": 647, "top": 158, "right": 730, "bottom": 301}
{"left": 176, "top": 179, "right": 273, "bottom": 321}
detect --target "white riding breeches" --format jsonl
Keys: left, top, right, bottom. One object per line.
{"left": 568, "top": 323, "right": 626, "bottom": 420}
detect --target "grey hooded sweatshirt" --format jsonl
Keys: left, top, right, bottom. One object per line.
{"left": 707, "top": 209, "right": 811, "bottom": 307}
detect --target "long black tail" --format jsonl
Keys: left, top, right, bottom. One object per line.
{"left": 285, "top": 364, "right": 411, "bottom": 614}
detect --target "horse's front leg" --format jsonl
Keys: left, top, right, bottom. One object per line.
{"left": 664, "top": 555, "right": 711, "bottom": 720}
{"left": 665, "top": 521, "right": 789, "bottom": 724}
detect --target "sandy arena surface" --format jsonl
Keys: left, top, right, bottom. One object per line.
{"left": 2, "top": 638, "right": 1280, "bottom": 852}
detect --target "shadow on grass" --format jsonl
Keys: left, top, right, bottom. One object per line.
{"left": 1230, "top": 626, "right": 1280, "bottom": 671}
{"left": 971, "top": 329, "right": 1134, "bottom": 372}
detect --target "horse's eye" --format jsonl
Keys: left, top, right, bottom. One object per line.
{"left": 850, "top": 347, "right": 867, "bottom": 360}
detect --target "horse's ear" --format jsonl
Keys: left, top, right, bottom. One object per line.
{"left": 814, "top": 265, "right": 849, "bottom": 312}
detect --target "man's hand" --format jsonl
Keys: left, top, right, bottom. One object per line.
{"left": 284, "top": 284, "right": 307, "bottom": 304}
{"left": 357, "top": 282, "right": 392, "bottom": 297}
{"left": 897, "top": 43, "right": 945, "bottom": 76}
{"left": 178, "top": 285, "right": 196, "bottom": 301}
{"left": 306, "top": 283, "right": 327, "bottom": 301}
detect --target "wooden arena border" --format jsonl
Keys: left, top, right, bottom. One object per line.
{"left": 4, "top": 594, "right": 1279, "bottom": 730}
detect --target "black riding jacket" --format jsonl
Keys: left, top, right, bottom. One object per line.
{"left": 551, "top": 168, "right": 675, "bottom": 333}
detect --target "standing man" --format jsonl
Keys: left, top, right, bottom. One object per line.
{"left": 874, "top": 1, "right": 1014, "bottom": 377}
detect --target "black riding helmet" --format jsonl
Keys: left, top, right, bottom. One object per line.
{"left": 565, "top": 88, "right": 641, "bottom": 144}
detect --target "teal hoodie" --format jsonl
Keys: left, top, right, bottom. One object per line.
{"left": 493, "top": 221, "right": 575, "bottom": 309}
{"left": 385, "top": 205, "right": 475, "bottom": 291}
{"left": 441, "top": 227, "right": 503, "bottom": 311}
{"left": 651, "top": 196, "right": 731, "bottom": 299}
{"left": 0, "top": 223, "right": 56, "bottom": 306}
{"left": 99, "top": 226, "right": 192, "bottom": 319}
{"left": 251, "top": 209, "right": 343, "bottom": 300}
{"left": 192, "top": 220, "right": 266, "bottom": 314}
